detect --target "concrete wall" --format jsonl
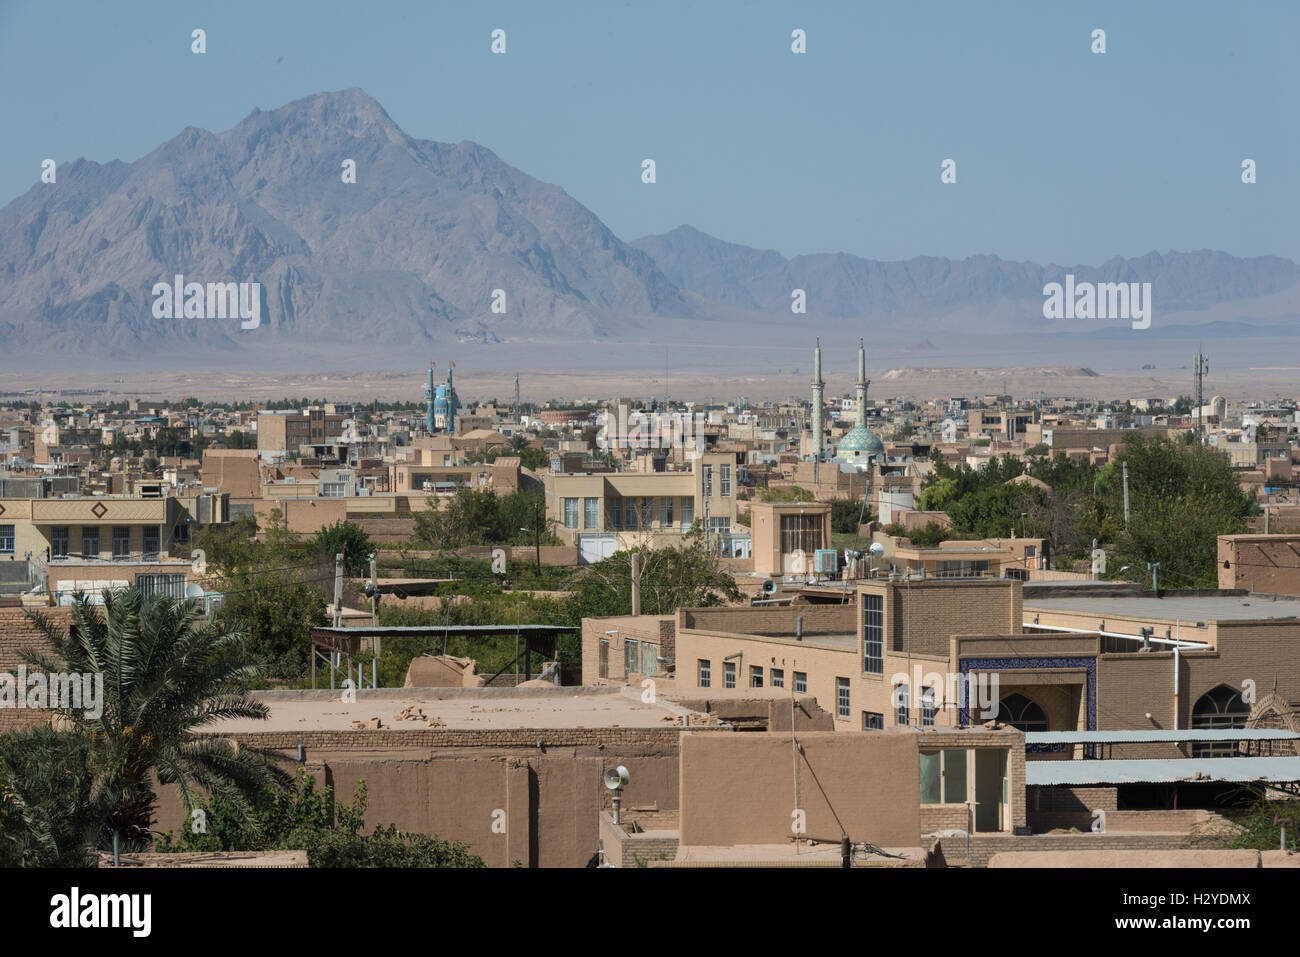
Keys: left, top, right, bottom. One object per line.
{"left": 154, "top": 724, "right": 703, "bottom": 868}
{"left": 1218, "top": 534, "right": 1300, "bottom": 594}
{"left": 0, "top": 606, "right": 65, "bottom": 732}
{"left": 581, "top": 615, "right": 677, "bottom": 685}
{"left": 677, "top": 730, "right": 920, "bottom": 847}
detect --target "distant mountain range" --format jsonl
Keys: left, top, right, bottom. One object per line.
{"left": 630, "top": 225, "right": 1300, "bottom": 320}
{"left": 1, "top": 88, "right": 1297, "bottom": 367}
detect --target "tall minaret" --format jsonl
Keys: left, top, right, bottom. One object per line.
{"left": 855, "top": 339, "right": 867, "bottom": 430}
{"left": 810, "top": 338, "right": 825, "bottom": 460}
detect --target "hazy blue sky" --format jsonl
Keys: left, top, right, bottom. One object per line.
{"left": 2, "top": 0, "right": 1295, "bottom": 264}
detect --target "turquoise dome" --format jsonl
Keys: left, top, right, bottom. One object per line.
{"left": 837, "top": 425, "right": 884, "bottom": 455}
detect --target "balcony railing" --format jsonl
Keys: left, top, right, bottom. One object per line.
{"left": 47, "top": 549, "right": 185, "bottom": 565}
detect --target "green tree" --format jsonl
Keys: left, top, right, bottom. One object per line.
{"left": 310, "top": 520, "right": 373, "bottom": 577}
{"left": 22, "top": 591, "right": 290, "bottom": 850}
{"left": 830, "top": 498, "right": 871, "bottom": 534}
{"left": 413, "top": 489, "right": 558, "bottom": 549}
{"left": 566, "top": 531, "right": 742, "bottom": 619}
{"left": 0, "top": 727, "right": 123, "bottom": 867}
{"left": 1103, "top": 435, "right": 1254, "bottom": 587}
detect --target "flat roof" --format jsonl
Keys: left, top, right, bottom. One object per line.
{"left": 725, "top": 631, "right": 858, "bottom": 651}
{"left": 1027, "top": 756, "right": 1300, "bottom": 786}
{"left": 311, "top": 624, "right": 573, "bottom": 635}
{"left": 1024, "top": 594, "right": 1300, "bottom": 623}
{"left": 1026, "top": 729, "right": 1300, "bottom": 744}
{"left": 213, "top": 687, "right": 692, "bottom": 733}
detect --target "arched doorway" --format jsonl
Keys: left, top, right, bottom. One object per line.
{"left": 1191, "top": 685, "right": 1249, "bottom": 757}
{"left": 995, "top": 692, "right": 1049, "bottom": 733}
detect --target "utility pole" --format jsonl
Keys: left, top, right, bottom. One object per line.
{"left": 533, "top": 500, "right": 541, "bottom": 575}
{"left": 369, "top": 553, "right": 379, "bottom": 628}
{"left": 332, "top": 552, "right": 344, "bottom": 628}
{"left": 514, "top": 373, "right": 521, "bottom": 424}
{"left": 630, "top": 551, "right": 641, "bottom": 616}
{"left": 1193, "top": 349, "right": 1209, "bottom": 441}
{"left": 1122, "top": 462, "right": 1130, "bottom": 532}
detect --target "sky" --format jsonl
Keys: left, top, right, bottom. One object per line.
{"left": 1, "top": 0, "right": 1296, "bottom": 265}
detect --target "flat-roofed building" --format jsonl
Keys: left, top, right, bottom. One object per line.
{"left": 256, "top": 409, "right": 347, "bottom": 453}
{"left": 544, "top": 452, "right": 739, "bottom": 559}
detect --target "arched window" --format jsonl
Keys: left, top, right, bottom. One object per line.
{"left": 1192, "top": 685, "right": 1249, "bottom": 757}
{"left": 995, "top": 693, "right": 1048, "bottom": 733}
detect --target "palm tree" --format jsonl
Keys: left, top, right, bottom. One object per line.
{"left": 0, "top": 726, "right": 125, "bottom": 866}
{"left": 23, "top": 588, "right": 289, "bottom": 850}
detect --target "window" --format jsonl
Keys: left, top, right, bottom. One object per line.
{"left": 863, "top": 711, "right": 884, "bottom": 731}
{"left": 895, "top": 682, "right": 909, "bottom": 726}
{"left": 624, "top": 638, "right": 640, "bottom": 674}
{"left": 934, "top": 559, "right": 990, "bottom": 579}
{"left": 794, "top": 671, "right": 807, "bottom": 693}
{"left": 623, "top": 499, "right": 637, "bottom": 529}
{"left": 922, "top": 687, "right": 936, "bottom": 727}
{"left": 836, "top": 678, "right": 851, "bottom": 719}
{"left": 563, "top": 498, "right": 579, "bottom": 529}
{"left": 771, "top": 668, "right": 784, "bottom": 689}
{"left": 703, "top": 465, "right": 713, "bottom": 498}
{"left": 0, "top": 525, "right": 13, "bottom": 554}
{"left": 1191, "top": 685, "right": 1250, "bottom": 757}
{"left": 720, "top": 464, "right": 732, "bottom": 496}
{"left": 52, "top": 527, "right": 69, "bottom": 559}
{"left": 599, "top": 639, "right": 609, "bottom": 679}
{"left": 723, "top": 661, "right": 736, "bottom": 689}
{"left": 698, "top": 659, "right": 711, "bottom": 688}
{"left": 779, "top": 513, "right": 824, "bottom": 557}
{"left": 112, "top": 527, "right": 130, "bottom": 559}
{"left": 750, "top": 665, "right": 763, "bottom": 688}
{"left": 919, "top": 749, "right": 969, "bottom": 805}
{"left": 321, "top": 482, "right": 347, "bottom": 497}
{"left": 641, "top": 642, "right": 659, "bottom": 677}
{"left": 583, "top": 497, "right": 599, "bottom": 529}
{"left": 660, "top": 497, "right": 674, "bottom": 526}
{"left": 680, "top": 498, "right": 694, "bottom": 528}
{"left": 995, "top": 693, "right": 1048, "bottom": 732}
{"left": 142, "top": 526, "right": 161, "bottom": 561}
{"left": 81, "top": 527, "right": 99, "bottom": 559}
{"left": 863, "top": 593, "right": 883, "bottom": 674}
{"left": 137, "top": 573, "right": 186, "bottom": 599}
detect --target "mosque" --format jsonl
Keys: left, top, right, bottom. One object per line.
{"left": 425, "top": 361, "right": 460, "bottom": 434}
{"left": 808, "top": 339, "right": 883, "bottom": 466}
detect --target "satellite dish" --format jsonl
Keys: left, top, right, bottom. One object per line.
{"left": 184, "top": 583, "right": 205, "bottom": 600}
{"left": 869, "top": 542, "right": 885, "bottom": 558}
{"left": 762, "top": 579, "right": 778, "bottom": 596}
{"left": 603, "top": 766, "right": 630, "bottom": 791}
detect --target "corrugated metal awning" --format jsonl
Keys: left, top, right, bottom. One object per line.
{"left": 1026, "top": 729, "right": 1300, "bottom": 744}
{"left": 1027, "top": 756, "right": 1300, "bottom": 786}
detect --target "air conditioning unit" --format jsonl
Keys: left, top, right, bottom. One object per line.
{"left": 814, "top": 549, "right": 839, "bottom": 573}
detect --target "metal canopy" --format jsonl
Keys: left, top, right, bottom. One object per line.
{"left": 1026, "top": 729, "right": 1300, "bottom": 744}
{"left": 1027, "top": 756, "right": 1300, "bottom": 787}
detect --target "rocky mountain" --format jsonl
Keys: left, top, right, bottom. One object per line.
{"left": 0, "top": 89, "right": 693, "bottom": 361}
{"left": 2, "top": 88, "right": 1297, "bottom": 371}
{"left": 631, "top": 225, "right": 1300, "bottom": 322}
